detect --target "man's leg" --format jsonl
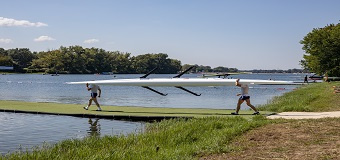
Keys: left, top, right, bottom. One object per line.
{"left": 88, "top": 98, "right": 93, "bottom": 107}
{"left": 232, "top": 99, "right": 244, "bottom": 114}
{"left": 93, "top": 98, "right": 101, "bottom": 110}
{"left": 245, "top": 99, "right": 259, "bottom": 113}
{"left": 84, "top": 98, "right": 93, "bottom": 110}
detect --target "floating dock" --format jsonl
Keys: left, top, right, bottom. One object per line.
{"left": 0, "top": 100, "right": 274, "bottom": 122}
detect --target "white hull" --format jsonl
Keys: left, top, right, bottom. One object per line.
{"left": 67, "top": 78, "right": 293, "bottom": 87}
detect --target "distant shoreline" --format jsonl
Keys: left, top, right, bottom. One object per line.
{"left": 1, "top": 71, "right": 310, "bottom": 75}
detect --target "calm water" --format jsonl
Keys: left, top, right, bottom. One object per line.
{"left": 0, "top": 112, "right": 143, "bottom": 155}
{"left": 0, "top": 73, "right": 304, "bottom": 154}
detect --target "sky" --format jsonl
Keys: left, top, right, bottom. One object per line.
{"left": 1, "top": 0, "right": 339, "bottom": 70}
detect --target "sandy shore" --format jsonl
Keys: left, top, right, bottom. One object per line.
{"left": 268, "top": 111, "right": 340, "bottom": 119}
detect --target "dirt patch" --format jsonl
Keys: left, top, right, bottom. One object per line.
{"left": 201, "top": 118, "right": 340, "bottom": 160}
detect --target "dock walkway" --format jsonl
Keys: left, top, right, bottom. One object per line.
{"left": 0, "top": 100, "right": 273, "bottom": 121}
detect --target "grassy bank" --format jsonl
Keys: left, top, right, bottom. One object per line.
{"left": 2, "top": 116, "right": 272, "bottom": 159}
{"left": 258, "top": 82, "right": 340, "bottom": 112}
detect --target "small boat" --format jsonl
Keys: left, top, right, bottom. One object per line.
{"left": 309, "top": 75, "right": 323, "bottom": 80}
{"left": 51, "top": 72, "right": 59, "bottom": 76}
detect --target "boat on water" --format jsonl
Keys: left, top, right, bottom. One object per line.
{"left": 51, "top": 72, "right": 59, "bottom": 76}
{"left": 309, "top": 74, "right": 323, "bottom": 80}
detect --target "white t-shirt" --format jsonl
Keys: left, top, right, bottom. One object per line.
{"left": 89, "top": 84, "right": 100, "bottom": 93}
{"left": 240, "top": 84, "right": 249, "bottom": 96}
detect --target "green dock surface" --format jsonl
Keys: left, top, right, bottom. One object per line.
{"left": 0, "top": 100, "right": 274, "bottom": 121}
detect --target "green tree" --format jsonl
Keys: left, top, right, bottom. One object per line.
{"left": 131, "top": 53, "right": 181, "bottom": 74}
{"left": 109, "top": 51, "right": 132, "bottom": 73}
{"left": 153, "top": 53, "right": 181, "bottom": 74}
{"left": 182, "top": 64, "right": 194, "bottom": 71}
{"left": 0, "top": 55, "right": 13, "bottom": 66}
{"left": 0, "top": 48, "right": 12, "bottom": 66}
{"left": 300, "top": 23, "right": 340, "bottom": 76}
{"left": 88, "top": 48, "right": 112, "bottom": 73}
{"left": 0, "top": 48, "right": 7, "bottom": 56}
{"left": 31, "top": 46, "right": 89, "bottom": 74}
{"left": 213, "top": 66, "right": 229, "bottom": 72}
{"left": 7, "top": 48, "right": 35, "bottom": 72}
{"left": 29, "top": 46, "right": 182, "bottom": 74}
{"left": 169, "top": 59, "right": 182, "bottom": 74}
{"left": 195, "top": 65, "right": 212, "bottom": 73}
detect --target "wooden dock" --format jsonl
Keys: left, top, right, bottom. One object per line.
{"left": 0, "top": 100, "right": 274, "bottom": 122}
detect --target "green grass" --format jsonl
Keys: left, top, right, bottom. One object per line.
{"left": 2, "top": 116, "right": 272, "bottom": 160}
{"left": 258, "top": 82, "right": 340, "bottom": 112}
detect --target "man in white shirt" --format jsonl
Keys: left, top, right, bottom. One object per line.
{"left": 83, "top": 83, "right": 102, "bottom": 111}
{"left": 231, "top": 79, "right": 259, "bottom": 115}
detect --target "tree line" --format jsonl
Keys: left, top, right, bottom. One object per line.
{"left": 0, "top": 46, "right": 240, "bottom": 74}
{"left": 0, "top": 46, "right": 182, "bottom": 74}
{"left": 181, "top": 64, "right": 238, "bottom": 73}
{"left": 244, "top": 69, "right": 308, "bottom": 74}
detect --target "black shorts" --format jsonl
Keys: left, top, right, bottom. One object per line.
{"left": 240, "top": 96, "right": 250, "bottom": 100}
{"left": 91, "top": 93, "right": 98, "bottom": 98}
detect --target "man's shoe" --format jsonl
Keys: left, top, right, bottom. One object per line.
{"left": 83, "top": 106, "right": 88, "bottom": 110}
{"left": 253, "top": 112, "right": 260, "bottom": 115}
{"left": 231, "top": 112, "right": 239, "bottom": 115}
{"left": 96, "top": 108, "right": 102, "bottom": 111}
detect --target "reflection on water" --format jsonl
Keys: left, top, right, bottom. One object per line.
{"left": 0, "top": 112, "right": 143, "bottom": 155}
{"left": 88, "top": 118, "right": 100, "bottom": 137}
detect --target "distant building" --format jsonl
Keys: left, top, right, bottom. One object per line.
{"left": 0, "top": 66, "right": 14, "bottom": 70}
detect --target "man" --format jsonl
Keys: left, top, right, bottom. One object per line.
{"left": 231, "top": 79, "right": 260, "bottom": 115}
{"left": 83, "top": 83, "right": 102, "bottom": 111}
{"left": 304, "top": 75, "right": 309, "bottom": 84}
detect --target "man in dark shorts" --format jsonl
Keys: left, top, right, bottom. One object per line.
{"left": 304, "top": 75, "right": 309, "bottom": 84}
{"left": 83, "top": 83, "right": 102, "bottom": 111}
{"left": 231, "top": 79, "right": 259, "bottom": 115}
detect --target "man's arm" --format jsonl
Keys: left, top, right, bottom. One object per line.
{"left": 236, "top": 79, "right": 241, "bottom": 96}
{"left": 235, "top": 79, "right": 241, "bottom": 87}
{"left": 98, "top": 88, "right": 101, "bottom": 97}
{"left": 86, "top": 83, "right": 91, "bottom": 91}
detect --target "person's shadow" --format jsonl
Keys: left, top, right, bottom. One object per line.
{"left": 88, "top": 118, "right": 101, "bottom": 137}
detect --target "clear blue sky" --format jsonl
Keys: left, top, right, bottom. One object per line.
{"left": 1, "top": 0, "right": 339, "bottom": 70}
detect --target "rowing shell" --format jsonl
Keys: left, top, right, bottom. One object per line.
{"left": 66, "top": 78, "right": 294, "bottom": 87}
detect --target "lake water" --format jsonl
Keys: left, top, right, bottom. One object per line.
{"left": 0, "top": 73, "right": 304, "bottom": 154}
{"left": 0, "top": 112, "right": 143, "bottom": 155}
